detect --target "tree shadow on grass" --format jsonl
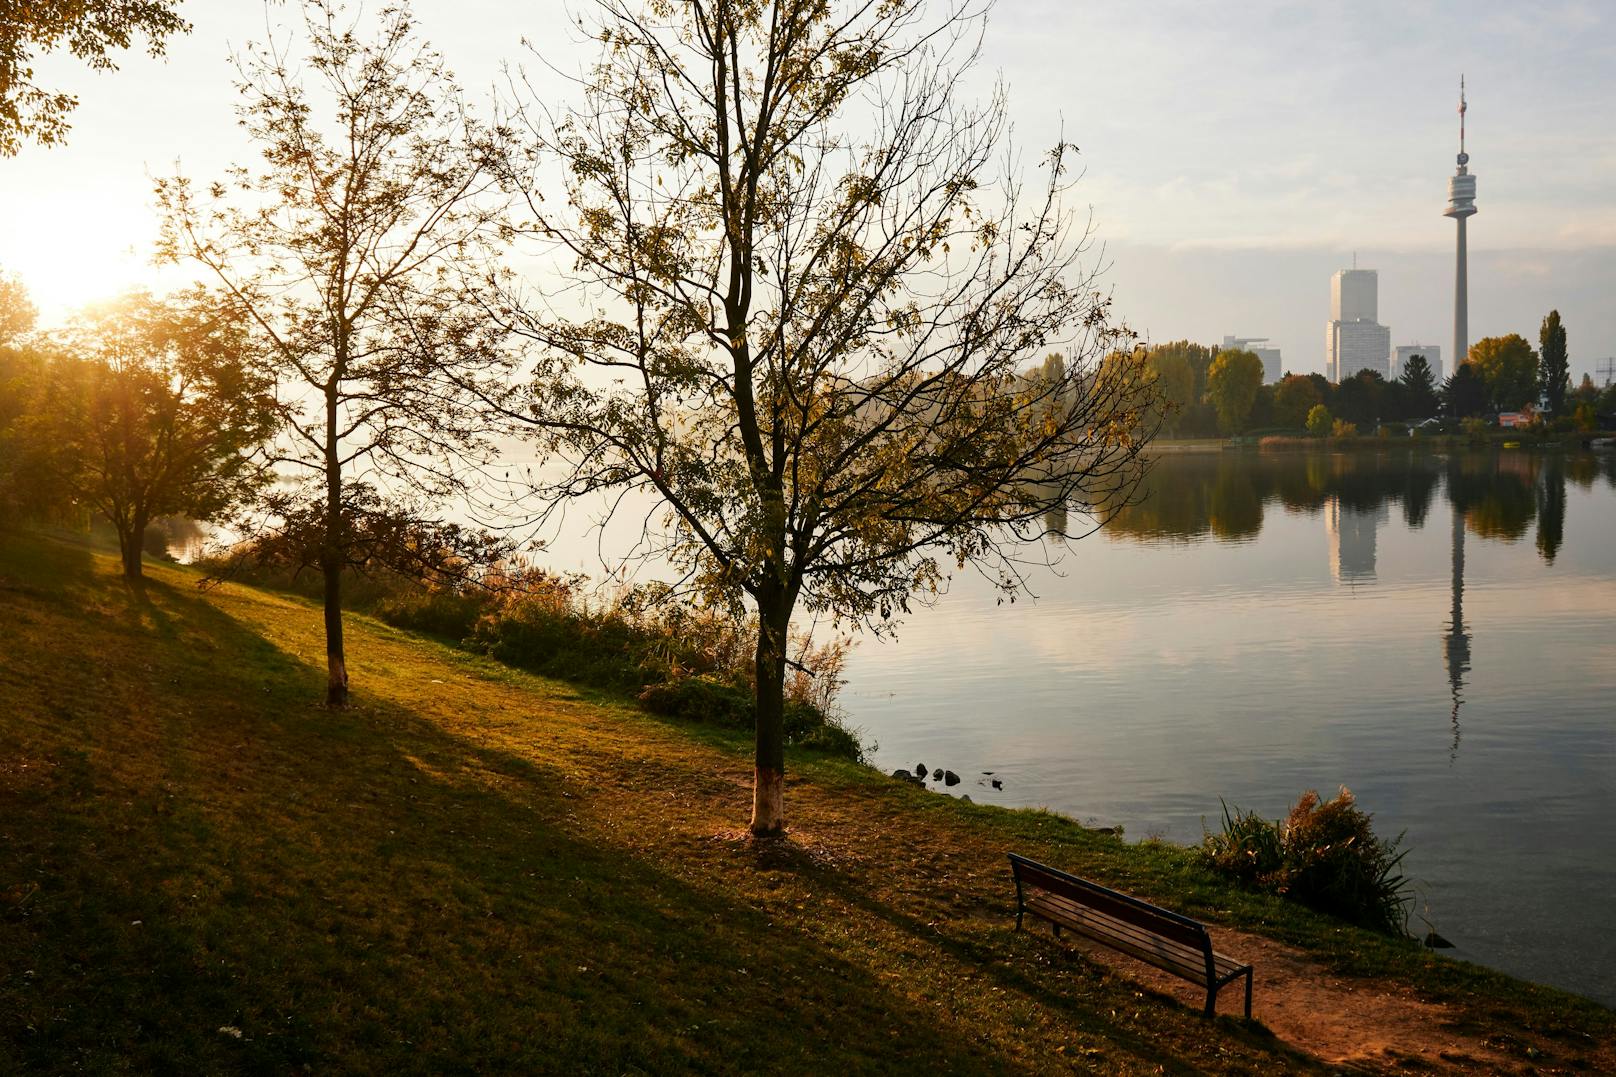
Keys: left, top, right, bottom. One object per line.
{"left": 5, "top": 545, "right": 1150, "bottom": 1074}
{"left": 725, "top": 829, "right": 1318, "bottom": 1073}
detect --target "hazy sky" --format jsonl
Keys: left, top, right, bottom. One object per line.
{"left": 3, "top": 0, "right": 1613, "bottom": 379}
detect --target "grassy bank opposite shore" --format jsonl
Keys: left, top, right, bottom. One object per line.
{"left": 2, "top": 531, "right": 1611, "bottom": 1073}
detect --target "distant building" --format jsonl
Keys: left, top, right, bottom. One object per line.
{"left": 1325, "top": 268, "right": 1390, "bottom": 382}
{"left": 1392, "top": 344, "right": 1442, "bottom": 382}
{"left": 1221, "top": 335, "right": 1283, "bottom": 384}
{"left": 1332, "top": 269, "right": 1379, "bottom": 323}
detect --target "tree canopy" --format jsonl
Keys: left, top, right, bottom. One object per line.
{"left": 46, "top": 291, "right": 276, "bottom": 577}
{"left": 1305, "top": 403, "right": 1332, "bottom": 437}
{"left": 1, "top": 0, "right": 189, "bottom": 155}
{"left": 498, "top": 0, "right": 1158, "bottom": 834}
{"left": 1442, "top": 362, "right": 1488, "bottom": 418}
{"left": 0, "top": 272, "right": 39, "bottom": 342}
{"left": 1398, "top": 354, "right": 1439, "bottom": 419}
{"left": 1273, "top": 374, "right": 1323, "bottom": 430}
{"left": 1205, "top": 349, "right": 1263, "bottom": 434}
{"left": 1467, "top": 334, "right": 1538, "bottom": 412}
{"left": 1144, "top": 347, "right": 1194, "bottom": 435}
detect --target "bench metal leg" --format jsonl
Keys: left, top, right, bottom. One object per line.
{"left": 1052, "top": 923, "right": 1061, "bottom": 938}
{"left": 1205, "top": 972, "right": 1253, "bottom": 1019}
{"left": 1015, "top": 907, "right": 1024, "bottom": 932}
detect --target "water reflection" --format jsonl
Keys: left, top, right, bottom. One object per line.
{"left": 1105, "top": 449, "right": 1594, "bottom": 761}
{"left": 849, "top": 447, "right": 1616, "bottom": 1005}
{"left": 1327, "top": 498, "right": 1385, "bottom": 585}
{"left": 1444, "top": 499, "right": 1470, "bottom": 759}
{"left": 1108, "top": 449, "right": 1574, "bottom": 569}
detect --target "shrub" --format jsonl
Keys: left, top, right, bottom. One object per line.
{"left": 1330, "top": 418, "right": 1358, "bottom": 439}
{"left": 1200, "top": 787, "right": 1411, "bottom": 935}
{"left": 637, "top": 676, "right": 865, "bottom": 761}
{"left": 373, "top": 588, "right": 490, "bottom": 641}
{"left": 638, "top": 675, "right": 752, "bottom": 728}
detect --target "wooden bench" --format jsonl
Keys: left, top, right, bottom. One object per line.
{"left": 1008, "top": 853, "right": 1253, "bottom": 1018}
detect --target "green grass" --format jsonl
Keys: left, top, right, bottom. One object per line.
{"left": 1, "top": 530, "right": 1610, "bottom": 1073}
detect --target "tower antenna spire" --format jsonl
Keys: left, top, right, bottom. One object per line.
{"left": 1459, "top": 74, "right": 1467, "bottom": 157}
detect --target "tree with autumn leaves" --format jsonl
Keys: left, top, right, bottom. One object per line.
{"left": 494, "top": 0, "right": 1160, "bottom": 834}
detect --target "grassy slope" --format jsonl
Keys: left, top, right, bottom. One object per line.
{"left": 1, "top": 532, "right": 1609, "bottom": 1074}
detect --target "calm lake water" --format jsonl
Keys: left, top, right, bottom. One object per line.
{"left": 843, "top": 448, "right": 1616, "bottom": 1007}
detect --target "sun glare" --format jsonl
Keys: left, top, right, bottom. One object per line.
{"left": 1, "top": 203, "right": 181, "bottom": 326}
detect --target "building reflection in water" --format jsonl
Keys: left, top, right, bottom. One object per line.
{"left": 1326, "top": 497, "right": 1386, "bottom": 586}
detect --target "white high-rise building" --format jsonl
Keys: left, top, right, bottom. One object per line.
{"left": 1325, "top": 267, "right": 1390, "bottom": 382}
{"left": 1221, "top": 335, "right": 1283, "bottom": 383}
{"left": 1392, "top": 344, "right": 1442, "bottom": 381}
{"left": 1332, "top": 270, "right": 1378, "bottom": 323}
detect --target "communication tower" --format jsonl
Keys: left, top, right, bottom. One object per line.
{"left": 1443, "top": 77, "right": 1478, "bottom": 368}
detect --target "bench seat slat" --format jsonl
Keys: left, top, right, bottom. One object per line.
{"left": 1011, "top": 863, "right": 1207, "bottom": 949}
{"left": 1024, "top": 891, "right": 1248, "bottom": 980}
{"left": 1024, "top": 894, "right": 1210, "bottom": 978}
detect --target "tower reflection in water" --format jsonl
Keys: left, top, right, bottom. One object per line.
{"left": 1443, "top": 496, "right": 1470, "bottom": 759}
{"left": 1101, "top": 450, "right": 1574, "bottom": 763}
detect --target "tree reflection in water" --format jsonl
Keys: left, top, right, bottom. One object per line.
{"left": 1103, "top": 448, "right": 1569, "bottom": 563}
{"left": 1100, "top": 448, "right": 1584, "bottom": 760}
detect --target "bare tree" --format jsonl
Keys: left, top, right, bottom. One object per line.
{"left": 157, "top": 0, "right": 512, "bottom": 704}
{"left": 500, "top": 0, "right": 1158, "bottom": 835}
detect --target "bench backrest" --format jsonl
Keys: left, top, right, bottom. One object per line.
{"left": 1008, "top": 853, "right": 1209, "bottom": 951}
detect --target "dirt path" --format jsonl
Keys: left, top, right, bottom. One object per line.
{"left": 1064, "top": 925, "right": 1611, "bottom": 1073}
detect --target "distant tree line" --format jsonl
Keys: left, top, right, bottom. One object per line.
{"left": 1139, "top": 309, "right": 1612, "bottom": 438}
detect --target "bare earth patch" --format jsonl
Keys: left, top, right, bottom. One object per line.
{"left": 1055, "top": 924, "right": 1611, "bottom": 1073}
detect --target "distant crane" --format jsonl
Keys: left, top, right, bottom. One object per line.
{"left": 1598, "top": 357, "right": 1616, "bottom": 387}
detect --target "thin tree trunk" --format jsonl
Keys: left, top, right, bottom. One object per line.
{"left": 322, "top": 553, "right": 348, "bottom": 705}
{"left": 750, "top": 589, "right": 789, "bottom": 837}
{"left": 323, "top": 389, "right": 348, "bottom": 706}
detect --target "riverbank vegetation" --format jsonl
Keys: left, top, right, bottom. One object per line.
{"left": 1200, "top": 790, "right": 1411, "bottom": 936}
{"left": 4, "top": 530, "right": 1614, "bottom": 1072}
{"left": 204, "top": 547, "right": 865, "bottom": 762}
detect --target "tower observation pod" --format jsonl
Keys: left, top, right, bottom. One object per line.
{"left": 1444, "top": 77, "right": 1477, "bottom": 369}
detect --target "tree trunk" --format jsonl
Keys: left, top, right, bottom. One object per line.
{"left": 323, "top": 386, "right": 348, "bottom": 707}
{"left": 323, "top": 552, "right": 348, "bottom": 706}
{"left": 118, "top": 514, "right": 147, "bottom": 579}
{"left": 750, "top": 590, "right": 789, "bottom": 837}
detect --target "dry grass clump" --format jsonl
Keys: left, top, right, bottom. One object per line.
{"left": 1199, "top": 787, "right": 1411, "bottom": 935}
